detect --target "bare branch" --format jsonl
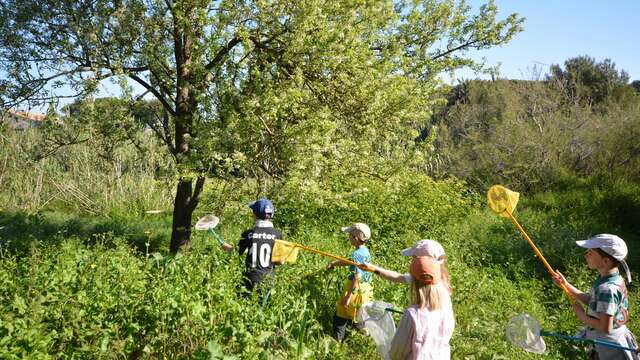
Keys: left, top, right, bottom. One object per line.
{"left": 163, "top": 0, "right": 173, "bottom": 15}
{"left": 35, "top": 136, "right": 91, "bottom": 161}
{"left": 259, "top": 164, "right": 283, "bottom": 180}
{"left": 258, "top": 115, "right": 275, "bottom": 136}
{"left": 128, "top": 73, "right": 176, "bottom": 116}
{"left": 142, "top": 110, "right": 176, "bottom": 154}
{"left": 430, "top": 38, "right": 481, "bottom": 62}
{"left": 147, "top": 67, "right": 176, "bottom": 103}
{"left": 204, "top": 37, "right": 241, "bottom": 71}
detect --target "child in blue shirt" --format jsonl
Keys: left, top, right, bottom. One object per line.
{"left": 326, "top": 223, "right": 374, "bottom": 342}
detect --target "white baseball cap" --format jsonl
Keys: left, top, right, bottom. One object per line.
{"left": 402, "top": 239, "right": 445, "bottom": 260}
{"left": 576, "top": 234, "right": 632, "bottom": 283}
{"left": 341, "top": 223, "right": 371, "bottom": 241}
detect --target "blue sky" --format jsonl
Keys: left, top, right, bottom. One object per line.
{"left": 456, "top": 0, "right": 640, "bottom": 81}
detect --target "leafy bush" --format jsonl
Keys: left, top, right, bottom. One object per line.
{"left": 433, "top": 78, "right": 640, "bottom": 192}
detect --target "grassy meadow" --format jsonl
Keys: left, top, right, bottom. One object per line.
{"left": 1, "top": 127, "right": 639, "bottom": 359}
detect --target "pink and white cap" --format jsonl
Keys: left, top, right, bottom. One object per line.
{"left": 401, "top": 239, "right": 445, "bottom": 260}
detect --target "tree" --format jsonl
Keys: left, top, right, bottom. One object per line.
{"left": 0, "top": 0, "right": 523, "bottom": 253}
{"left": 547, "top": 55, "right": 630, "bottom": 106}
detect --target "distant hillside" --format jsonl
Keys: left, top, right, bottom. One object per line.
{"left": 431, "top": 77, "right": 640, "bottom": 192}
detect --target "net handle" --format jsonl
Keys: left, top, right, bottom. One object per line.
{"left": 504, "top": 209, "right": 575, "bottom": 304}
{"left": 540, "top": 331, "right": 640, "bottom": 353}
{"left": 207, "top": 228, "right": 225, "bottom": 245}
{"left": 281, "top": 240, "right": 368, "bottom": 270}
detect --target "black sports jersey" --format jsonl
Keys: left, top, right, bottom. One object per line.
{"left": 238, "top": 225, "right": 283, "bottom": 286}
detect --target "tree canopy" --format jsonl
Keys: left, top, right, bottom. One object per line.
{"left": 0, "top": 0, "right": 524, "bottom": 252}
{"left": 547, "top": 55, "right": 631, "bottom": 106}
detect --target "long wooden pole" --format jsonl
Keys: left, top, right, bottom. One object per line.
{"left": 505, "top": 210, "right": 575, "bottom": 304}
{"left": 276, "top": 240, "right": 368, "bottom": 270}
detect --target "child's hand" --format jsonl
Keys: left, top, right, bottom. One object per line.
{"left": 552, "top": 270, "right": 567, "bottom": 287}
{"left": 221, "top": 243, "right": 233, "bottom": 252}
{"left": 359, "top": 262, "right": 376, "bottom": 273}
{"left": 341, "top": 293, "right": 352, "bottom": 307}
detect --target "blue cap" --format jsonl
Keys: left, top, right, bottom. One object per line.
{"left": 249, "top": 198, "right": 275, "bottom": 218}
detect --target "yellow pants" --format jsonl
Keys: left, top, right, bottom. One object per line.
{"left": 335, "top": 279, "right": 374, "bottom": 321}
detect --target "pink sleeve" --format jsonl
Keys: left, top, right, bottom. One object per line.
{"left": 389, "top": 310, "right": 414, "bottom": 360}
{"left": 442, "top": 303, "right": 455, "bottom": 341}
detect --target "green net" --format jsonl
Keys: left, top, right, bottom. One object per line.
{"left": 195, "top": 215, "right": 225, "bottom": 245}
{"left": 487, "top": 185, "right": 520, "bottom": 217}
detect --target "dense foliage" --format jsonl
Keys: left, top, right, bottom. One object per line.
{"left": 1, "top": 124, "right": 639, "bottom": 358}
{"left": 0, "top": 0, "right": 524, "bottom": 252}
{"left": 433, "top": 64, "right": 640, "bottom": 192}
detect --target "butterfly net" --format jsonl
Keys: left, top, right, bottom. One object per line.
{"left": 272, "top": 240, "right": 300, "bottom": 264}
{"left": 505, "top": 313, "right": 546, "bottom": 354}
{"left": 195, "top": 215, "right": 219, "bottom": 230}
{"left": 357, "top": 301, "right": 397, "bottom": 360}
{"left": 487, "top": 185, "right": 520, "bottom": 217}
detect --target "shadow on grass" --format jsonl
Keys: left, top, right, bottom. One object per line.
{"left": 0, "top": 210, "right": 171, "bottom": 256}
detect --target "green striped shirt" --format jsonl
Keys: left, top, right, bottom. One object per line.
{"left": 587, "top": 272, "right": 629, "bottom": 328}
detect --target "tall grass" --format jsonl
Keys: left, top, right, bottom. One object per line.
{"left": 0, "top": 128, "right": 174, "bottom": 216}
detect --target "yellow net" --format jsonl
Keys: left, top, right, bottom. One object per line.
{"left": 487, "top": 184, "right": 575, "bottom": 304}
{"left": 272, "top": 239, "right": 300, "bottom": 264}
{"left": 487, "top": 185, "right": 520, "bottom": 217}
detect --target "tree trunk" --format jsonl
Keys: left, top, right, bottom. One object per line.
{"left": 169, "top": 176, "right": 205, "bottom": 254}
{"left": 169, "top": 6, "right": 203, "bottom": 254}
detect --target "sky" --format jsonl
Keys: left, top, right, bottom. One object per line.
{"left": 455, "top": 0, "right": 640, "bottom": 82}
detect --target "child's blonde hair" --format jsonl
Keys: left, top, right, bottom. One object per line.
{"left": 410, "top": 277, "right": 449, "bottom": 311}
{"left": 438, "top": 256, "right": 453, "bottom": 295}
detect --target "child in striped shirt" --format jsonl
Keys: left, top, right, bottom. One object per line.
{"left": 553, "top": 234, "right": 638, "bottom": 360}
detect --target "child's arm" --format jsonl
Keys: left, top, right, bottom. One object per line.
{"left": 572, "top": 306, "right": 614, "bottom": 334}
{"left": 553, "top": 271, "right": 590, "bottom": 304}
{"left": 363, "top": 262, "right": 408, "bottom": 284}
{"left": 341, "top": 275, "right": 358, "bottom": 306}
{"left": 238, "top": 236, "right": 250, "bottom": 256}
{"left": 326, "top": 260, "right": 351, "bottom": 270}
{"left": 208, "top": 228, "right": 234, "bottom": 252}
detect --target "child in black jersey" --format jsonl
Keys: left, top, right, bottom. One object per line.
{"left": 223, "top": 198, "right": 283, "bottom": 295}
